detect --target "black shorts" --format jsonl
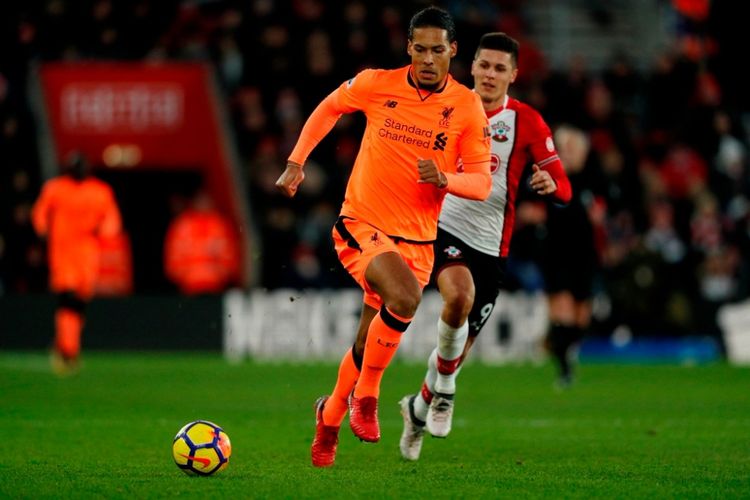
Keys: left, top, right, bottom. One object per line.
{"left": 542, "top": 263, "right": 595, "bottom": 301}
{"left": 541, "top": 204, "right": 596, "bottom": 301}
{"left": 432, "top": 227, "right": 506, "bottom": 338}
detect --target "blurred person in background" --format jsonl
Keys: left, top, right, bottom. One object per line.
{"left": 275, "top": 6, "right": 492, "bottom": 467}
{"left": 541, "top": 124, "right": 599, "bottom": 388}
{"left": 94, "top": 229, "right": 133, "bottom": 297}
{"left": 398, "top": 32, "right": 572, "bottom": 461}
{"left": 31, "top": 152, "right": 122, "bottom": 375}
{"left": 163, "top": 189, "right": 240, "bottom": 295}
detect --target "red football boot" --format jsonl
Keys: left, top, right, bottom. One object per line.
{"left": 348, "top": 393, "right": 380, "bottom": 442}
{"left": 311, "top": 396, "right": 340, "bottom": 467}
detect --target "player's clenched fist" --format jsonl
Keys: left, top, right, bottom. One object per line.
{"left": 416, "top": 158, "right": 448, "bottom": 188}
{"left": 529, "top": 164, "right": 557, "bottom": 195}
{"left": 275, "top": 162, "right": 305, "bottom": 197}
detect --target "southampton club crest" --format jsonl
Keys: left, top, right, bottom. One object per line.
{"left": 491, "top": 120, "right": 511, "bottom": 142}
{"left": 444, "top": 245, "right": 462, "bottom": 259}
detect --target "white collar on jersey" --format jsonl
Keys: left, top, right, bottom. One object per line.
{"left": 485, "top": 94, "right": 509, "bottom": 118}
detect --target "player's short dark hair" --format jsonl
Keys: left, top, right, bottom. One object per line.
{"left": 62, "top": 150, "right": 91, "bottom": 179}
{"left": 408, "top": 6, "right": 456, "bottom": 42}
{"left": 475, "top": 32, "right": 520, "bottom": 66}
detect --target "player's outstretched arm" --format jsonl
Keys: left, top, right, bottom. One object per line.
{"left": 275, "top": 161, "right": 306, "bottom": 198}
{"left": 277, "top": 88, "right": 347, "bottom": 198}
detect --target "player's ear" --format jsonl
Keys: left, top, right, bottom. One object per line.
{"left": 407, "top": 41, "right": 414, "bottom": 57}
{"left": 510, "top": 67, "right": 519, "bottom": 83}
{"left": 450, "top": 41, "right": 457, "bottom": 58}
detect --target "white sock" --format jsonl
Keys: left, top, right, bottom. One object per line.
{"left": 434, "top": 319, "right": 468, "bottom": 394}
{"left": 413, "top": 349, "right": 437, "bottom": 422}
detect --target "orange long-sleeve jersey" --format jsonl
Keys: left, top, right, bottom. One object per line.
{"left": 31, "top": 175, "right": 122, "bottom": 299}
{"left": 289, "top": 66, "right": 491, "bottom": 242}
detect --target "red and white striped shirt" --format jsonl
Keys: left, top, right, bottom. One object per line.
{"left": 439, "top": 95, "right": 571, "bottom": 257}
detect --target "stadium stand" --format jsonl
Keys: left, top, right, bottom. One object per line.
{"left": 0, "top": 0, "right": 748, "bottom": 346}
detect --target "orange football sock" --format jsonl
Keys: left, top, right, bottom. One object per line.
{"left": 322, "top": 347, "right": 361, "bottom": 426}
{"left": 353, "top": 307, "right": 411, "bottom": 399}
{"left": 55, "top": 309, "right": 83, "bottom": 360}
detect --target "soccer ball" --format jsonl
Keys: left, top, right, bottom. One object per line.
{"left": 172, "top": 420, "right": 232, "bottom": 476}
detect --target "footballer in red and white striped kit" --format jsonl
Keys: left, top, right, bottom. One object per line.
{"left": 399, "top": 32, "right": 572, "bottom": 461}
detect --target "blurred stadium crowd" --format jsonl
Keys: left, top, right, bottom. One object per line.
{"left": 0, "top": 0, "right": 748, "bottom": 340}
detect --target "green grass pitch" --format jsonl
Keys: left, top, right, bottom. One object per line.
{"left": 1, "top": 352, "right": 749, "bottom": 498}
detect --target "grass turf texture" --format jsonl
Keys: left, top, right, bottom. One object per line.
{"left": 1, "top": 352, "right": 749, "bottom": 498}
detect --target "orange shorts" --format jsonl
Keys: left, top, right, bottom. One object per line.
{"left": 332, "top": 216, "right": 434, "bottom": 309}
{"left": 49, "top": 244, "right": 99, "bottom": 300}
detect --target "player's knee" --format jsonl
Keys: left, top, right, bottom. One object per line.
{"left": 443, "top": 288, "right": 474, "bottom": 320}
{"left": 386, "top": 287, "right": 421, "bottom": 318}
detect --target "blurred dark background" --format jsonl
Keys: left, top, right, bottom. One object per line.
{"left": 0, "top": 0, "right": 748, "bottom": 345}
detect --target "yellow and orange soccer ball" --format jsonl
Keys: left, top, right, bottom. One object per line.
{"left": 172, "top": 420, "right": 232, "bottom": 476}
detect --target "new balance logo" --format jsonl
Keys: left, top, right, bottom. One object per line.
{"left": 432, "top": 132, "right": 448, "bottom": 151}
{"left": 384, "top": 100, "right": 398, "bottom": 108}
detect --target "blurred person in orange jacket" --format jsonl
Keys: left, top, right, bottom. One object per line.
{"left": 95, "top": 231, "right": 134, "bottom": 296}
{"left": 31, "top": 152, "right": 123, "bottom": 374}
{"left": 163, "top": 189, "right": 240, "bottom": 295}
